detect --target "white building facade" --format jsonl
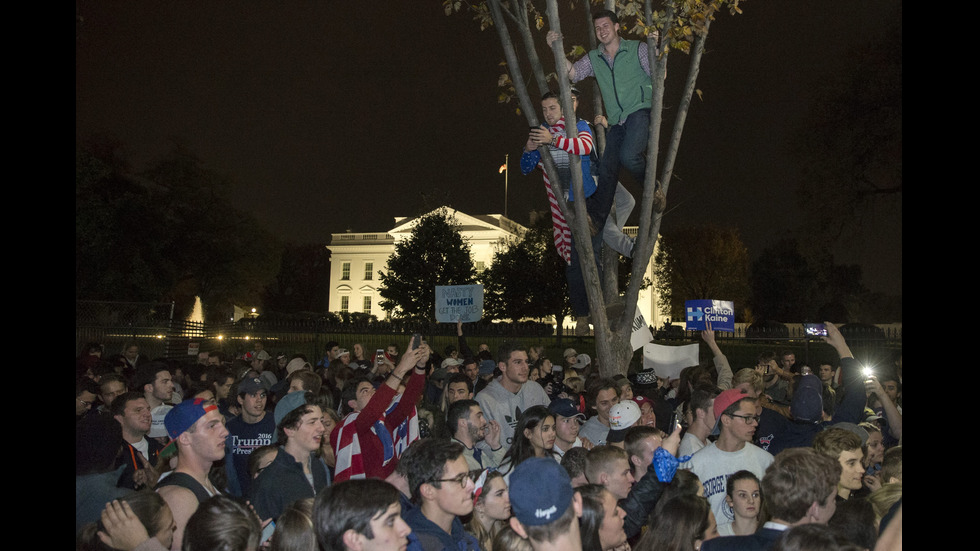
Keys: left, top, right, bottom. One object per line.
{"left": 326, "top": 208, "right": 665, "bottom": 330}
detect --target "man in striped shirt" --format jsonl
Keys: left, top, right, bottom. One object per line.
{"left": 521, "top": 91, "right": 602, "bottom": 331}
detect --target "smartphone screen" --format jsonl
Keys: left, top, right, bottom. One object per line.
{"left": 261, "top": 520, "right": 276, "bottom": 543}
{"left": 804, "top": 323, "right": 828, "bottom": 337}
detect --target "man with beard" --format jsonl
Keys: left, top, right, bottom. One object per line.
{"left": 447, "top": 399, "right": 504, "bottom": 470}
{"left": 112, "top": 391, "right": 164, "bottom": 490}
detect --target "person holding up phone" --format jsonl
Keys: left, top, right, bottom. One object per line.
{"left": 332, "top": 338, "right": 430, "bottom": 482}
{"left": 520, "top": 90, "right": 601, "bottom": 337}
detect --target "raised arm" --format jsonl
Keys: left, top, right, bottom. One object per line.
{"left": 456, "top": 319, "right": 476, "bottom": 361}
{"left": 701, "top": 321, "right": 732, "bottom": 390}
{"left": 822, "top": 321, "right": 853, "bottom": 360}
{"left": 546, "top": 30, "right": 576, "bottom": 81}
{"left": 866, "top": 375, "right": 902, "bottom": 440}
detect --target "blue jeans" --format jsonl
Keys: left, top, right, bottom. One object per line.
{"left": 566, "top": 227, "right": 604, "bottom": 317}
{"left": 588, "top": 108, "right": 650, "bottom": 231}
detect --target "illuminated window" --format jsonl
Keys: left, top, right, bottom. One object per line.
{"left": 340, "top": 296, "right": 349, "bottom": 313}
{"left": 341, "top": 262, "right": 351, "bottom": 281}
{"left": 363, "top": 296, "right": 372, "bottom": 314}
{"left": 364, "top": 262, "right": 373, "bottom": 280}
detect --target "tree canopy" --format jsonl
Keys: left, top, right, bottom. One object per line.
{"left": 447, "top": 0, "right": 747, "bottom": 376}
{"left": 378, "top": 208, "right": 477, "bottom": 322}
{"left": 748, "top": 238, "right": 868, "bottom": 323}
{"left": 653, "top": 224, "right": 749, "bottom": 321}
{"left": 76, "top": 138, "right": 281, "bottom": 321}
{"left": 481, "top": 211, "right": 570, "bottom": 325}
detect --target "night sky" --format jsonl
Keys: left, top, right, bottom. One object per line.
{"left": 76, "top": 1, "right": 902, "bottom": 297}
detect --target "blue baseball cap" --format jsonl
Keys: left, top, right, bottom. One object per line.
{"left": 509, "top": 458, "right": 574, "bottom": 526}
{"left": 548, "top": 397, "right": 585, "bottom": 421}
{"left": 161, "top": 397, "right": 218, "bottom": 455}
{"left": 479, "top": 359, "right": 496, "bottom": 376}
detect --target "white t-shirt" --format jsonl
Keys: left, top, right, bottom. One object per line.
{"left": 686, "top": 442, "right": 773, "bottom": 524}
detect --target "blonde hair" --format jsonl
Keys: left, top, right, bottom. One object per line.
{"left": 868, "top": 482, "right": 902, "bottom": 523}
{"left": 563, "top": 376, "right": 585, "bottom": 395}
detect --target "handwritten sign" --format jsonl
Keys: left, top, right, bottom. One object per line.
{"left": 435, "top": 284, "right": 484, "bottom": 323}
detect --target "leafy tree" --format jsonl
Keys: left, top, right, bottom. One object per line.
{"left": 653, "top": 224, "right": 749, "bottom": 320}
{"left": 76, "top": 139, "right": 282, "bottom": 321}
{"left": 448, "top": 0, "right": 745, "bottom": 376}
{"left": 792, "top": 5, "right": 901, "bottom": 240}
{"left": 261, "top": 242, "right": 331, "bottom": 315}
{"left": 378, "top": 208, "right": 477, "bottom": 322}
{"left": 481, "top": 211, "right": 571, "bottom": 327}
{"left": 749, "top": 238, "right": 867, "bottom": 323}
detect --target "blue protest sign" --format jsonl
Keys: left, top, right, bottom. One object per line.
{"left": 684, "top": 300, "right": 735, "bottom": 332}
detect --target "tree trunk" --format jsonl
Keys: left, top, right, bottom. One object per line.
{"left": 483, "top": 0, "right": 720, "bottom": 378}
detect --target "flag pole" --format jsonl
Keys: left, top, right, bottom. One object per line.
{"left": 499, "top": 153, "right": 509, "bottom": 219}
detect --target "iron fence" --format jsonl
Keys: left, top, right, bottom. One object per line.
{"left": 77, "top": 301, "right": 900, "bottom": 374}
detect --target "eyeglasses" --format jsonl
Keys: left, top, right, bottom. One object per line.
{"left": 727, "top": 413, "right": 760, "bottom": 425}
{"left": 430, "top": 472, "right": 472, "bottom": 490}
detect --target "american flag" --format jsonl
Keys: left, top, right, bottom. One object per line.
{"left": 333, "top": 392, "right": 419, "bottom": 482}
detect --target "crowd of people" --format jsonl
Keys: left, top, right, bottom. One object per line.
{"left": 76, "top": 8, "right": 901, "bottom": 551}
{"left": 75, "top": 316, "right": 901, "bottom": 551}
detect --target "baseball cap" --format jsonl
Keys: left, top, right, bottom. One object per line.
{"left": 479, "top": 359, "right": 496, "bottom": 376}
{"left": 710, "top": 388, "right": 750, "bottom": 436}
{"left": 571, "top": 354, "right": 591, "bottom": 370}
{"left": 563, "top": 348, "right": 577, "bottom": 359}
{"left": 238, "top": 377, "right": 269, "bottom": 395}
{"left": 285, "top": 357, "right": 312, "bottom": 375}
{"left": 607, "top": 399, "right": 641, "bottom": 443}
{"left": 548, "top": 397, "right": 585, "bottom": 421}
{"left": 509, "top": 457, "right": 574, "bottom": 526}
{"left": 338, "top": 348, "right": 350, "bottom": 357}
{"left": 441, "top": 358, "right": 464, "bottom": 369}
{"left": 712, "top": 388, "right": 750, "bottom": 424}
{"left": 831, "top": 422, "right": 870, "bottom": 446}
{"left": 790, "top": 374, "right": 823, "bottom": 423}
{"left": 274, "top": 390, "right": 310, "bottom": 428}
{"left": 430, "top": 367, "right": 449, "bottom": 382}
{"left": 632, "top": 394, "right": 652, "bottom": 411}
{"left": 161, "top": 397, "right": 218, "bottom": 454}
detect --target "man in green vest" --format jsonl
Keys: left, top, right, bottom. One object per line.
{"left": 548, "top": 8, "right": 661, "bottom": 242}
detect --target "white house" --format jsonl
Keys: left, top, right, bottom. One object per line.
{"left": 325, "top": 207, "right": 664, "bottom": 331}
{"left": 326, "top": 208, "right": 524, "bottom": 319}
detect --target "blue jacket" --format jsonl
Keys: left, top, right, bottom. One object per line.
{"left": 403, "top": 505, "right": 480, "bottom": 551}
{"left": 249, "top": 446, "right": 331, "bottom": 521}
{"left": 754, "top": 357, "right": 868, "bottom": 455}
